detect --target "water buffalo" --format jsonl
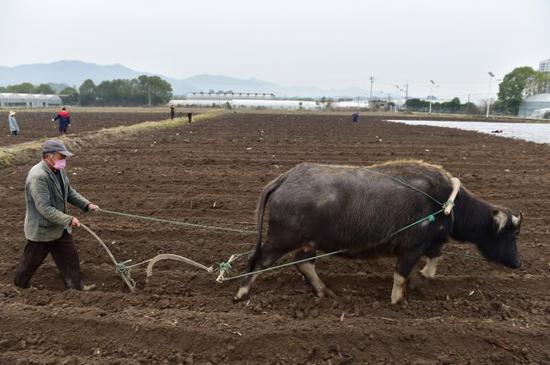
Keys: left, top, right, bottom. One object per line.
{"left": 234, "top": 160, "right": 522, "bottom": 304}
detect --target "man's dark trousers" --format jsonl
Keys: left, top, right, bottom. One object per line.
{"left": 14, "top": 230, "right": 82, "bottom": 290}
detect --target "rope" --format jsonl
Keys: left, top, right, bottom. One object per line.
{"left": 94, "top": 167, "right": 460, "bottom": 285}
{"left": 145, "top": 253, "right": 213, "bottom": 278}
{"left": 360, "top": 167, "right": 445, "bottom": 206}
{"left": 218, "top": 249, "right": 348, "bottom": 282}
{"left": 216, "top": 205, "right": 449, "bottom": 282}
{"left": 80, "top": 223, "right": 137, "bottom": 292}
{"left": 443, "top": 251, "right": 485, "bottom": 261}
{"left": 388, "top": 208, "right": 444, "bottom": 238}
{"left": 99, "top": 208, "right": 255, "bottom": 235}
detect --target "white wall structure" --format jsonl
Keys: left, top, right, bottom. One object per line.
{"left": 0, "top": 93, "right": 62, "bottom": 108}
{"left": 518, "top": 93, "right": 550, "bottom": 118}
{"left": 539, "top": 59, "right": 550, "bottom": 73}
{"left": 188, "top": 92, "right": 276, "bottom": 100}
{"left": 170, "top": 98, "right": 371, "bottom": 110}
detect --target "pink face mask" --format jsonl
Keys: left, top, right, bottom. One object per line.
{"left": 54, "top": 158, "right": 67, "bottom": 170}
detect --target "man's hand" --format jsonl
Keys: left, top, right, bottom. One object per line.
{"left": 87, "top": 204, "right": 100, "bottom": 212}
{"left": 70, "top": 217, "right": 80, "bottom": 227}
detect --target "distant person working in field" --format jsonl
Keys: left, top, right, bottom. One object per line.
{"left": 187, "top": 112, "right": 193, "bottom": 123}
{"left": 14, "top": 140, "right": 99, "bottom": 290}
{"left": 352, "top": 111, "right": 359, "bottom": 123}
{"left": 8, "top": 111, "right": 20, "bottom": 136}
{"left": 52, "top": 107, "right": 71, "bottom": 135}
{"left": 170, "top": 105, "right": 176, "bottom": 120}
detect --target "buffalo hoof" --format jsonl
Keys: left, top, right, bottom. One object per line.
{"left": 315, "top": 286, "right": 336, "bottom": 299}
{"left": 233, "top": 286, "right": 250, "bottom": 303}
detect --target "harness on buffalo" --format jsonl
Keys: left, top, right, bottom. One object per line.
{"left": 215, "top": 174, "right": 462, "bottom": 282}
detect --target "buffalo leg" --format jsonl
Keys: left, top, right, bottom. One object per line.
{"left": 420, "top": 245, "right": 443, "bottom": 279}
{"left": 234, "top": 243, "right": 287, "bottom": 301}
{"left": 392, "top": 251, "right": 423, "bottom": 304}
{"left": 420, "top": 256, "right": 442, "bottom": 279}
{"left": 294, "top": 248, "right": 334, "bottom": 298}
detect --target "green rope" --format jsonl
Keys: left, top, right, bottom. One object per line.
{"left": 115, "top": 260, "right": 137, "bottom": 290}
{"left": 388, "top": 208, "right": 444, "bottom": 238}
{"left": 360, "top": 167, "right": 445, "bottom": 206}
{"left": 219, "top": 249, "right": 348, "bottom": 282}
{"left": 218, "top": 206, "right": 449, "bottom": 281}
{"left": 99, "top": 208, "right": 255, "bottom": 235}
{"left": 443, "top": 251, "right": 485, "bottom": 261}
{"left": 218, "top": 261, "right": 233, "bottom": 273}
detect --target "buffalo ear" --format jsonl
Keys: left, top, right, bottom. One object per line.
{"left": 492, "top": 210, "right": 507, "bottom": 233}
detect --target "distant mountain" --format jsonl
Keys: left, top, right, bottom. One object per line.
{"left": 0, "top": 60, "right": 141, "bottom": 88}
{"left": 0, "top": 60, "right": 368, "bottom": 98}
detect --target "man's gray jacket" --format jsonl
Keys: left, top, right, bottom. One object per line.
{"left": 24, "top": 160, "right": 90, "bottom": 242}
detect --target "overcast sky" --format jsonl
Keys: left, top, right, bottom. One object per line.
{"left": 1, "top": 0, "right": 549, "bottom": 99}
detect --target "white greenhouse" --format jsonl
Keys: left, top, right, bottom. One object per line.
{"left": 518, "top": 93, "right": 550, "bottom": 118}
{"left": 0, "top": 93, "right": 62, "bottom": 108}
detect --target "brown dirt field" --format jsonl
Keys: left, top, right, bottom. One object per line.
{"left": 0, "top": 112, "right": 549, "bottom": 364}
{"left": 0, "top": 111, "right": 170, "bottom": 146}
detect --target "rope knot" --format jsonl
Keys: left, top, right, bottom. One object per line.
{"left": 115, "top": 260, "right": 132, "bottom": 275}
{"left": 443, "top": 199, "right": 455, "bottom": 215}
{"left": 218, "top": 261, "right": 232, "bottom": 273}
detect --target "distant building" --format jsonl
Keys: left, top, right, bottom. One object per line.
{"left": 187, "top": 91, "right": 276, "bottom": 100}
{"left": 539, "top": 59, "right": 550, "bottom": 73}
{"left": 0, "top": 93, "right": 62, "bottom": 108}
{"left": 518, "top": 93, "right": 550, "bottom": 118}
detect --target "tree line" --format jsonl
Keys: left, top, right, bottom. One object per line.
{"left": 405, "top": 66, "right": 549, "bottom": 116}
{"left": 405, "top": 97, "right": 480, "bottom": 114}
{"left": 495, "top": 66, "right": 549, "bottom": 115}
{"left": 0, "top": 75, "right": 173, "bottom": 106}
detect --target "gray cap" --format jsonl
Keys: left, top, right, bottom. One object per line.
{"left": 42, "top": 140, "right": 74, "bottom": 157}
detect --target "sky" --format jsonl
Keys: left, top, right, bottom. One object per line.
{"left": 1, "top": 0, "right": 549, "bottom": 100}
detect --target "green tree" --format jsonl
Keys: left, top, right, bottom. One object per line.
{"left": 79, "top": 79, "right": 97, "bottom": 106}
{"left": 35, "top": 83, "right": 55, "bottom": 94}
{"left": 137, "top": 75, "right": 173, "bottom": 105}
{"left": 462, "top": 102, "right": 480, "bottom": 115}
{"left": 60, "top": 87, "right": 79, "bottom": 105}
{"left": 405, "top": 98, "right": 430, "bottom": 111}
{"left": 6, "top": 82, "right": 36, "bottom": 93}
{"left": 497, "top": 66, "right": 538, "bottom": 115}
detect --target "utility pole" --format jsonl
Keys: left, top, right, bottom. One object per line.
{"left": 486, "top": 72, "right": 495, "bottom": 118}
{"left": 429, "top": 80, "right": 438, "bottom": 114}
{"left": 404, "top": 83, "right": 409, "bottom": 111}
{"left": 148, "top": 84, "right": 151, "bottom": 107}
{"left": 369, "top": 76, "right": 374, "bottom": 100}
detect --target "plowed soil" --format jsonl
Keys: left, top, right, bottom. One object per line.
{"left": 0, "top": 112, "right": 549, "bottom": 364}
{"left": 1, "top": 111, "right": 170, "bottom": 146}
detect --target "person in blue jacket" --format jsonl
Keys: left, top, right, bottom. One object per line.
{"left": 52, "top": 107, "right": 71, "bottom": 135}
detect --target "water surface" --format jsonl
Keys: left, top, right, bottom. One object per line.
{"left": 386, "top": 119, "right": 550, "bottom": 144}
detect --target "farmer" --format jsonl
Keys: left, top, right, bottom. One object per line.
{"left": 187, "top": 112, "right": 193, "bottom": 123}
{"left": 352, "top": 111, "right": 359, "bottom": 123}
{"left": 14, "top": 139, "right": 99, "bottom": 290}
{"left": 8, "top": 111, "right": 20, "bottom": 136}
{"left": 170, "top": 105, "right": 176, "bottom": 120}
{"left": 52, "top": 107, "right": 71, "bottom": 135}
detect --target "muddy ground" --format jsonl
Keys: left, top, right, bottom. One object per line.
{"left": 0, "top": 112, "right": 549, "bottom": 364}
{"left": 0, "top": 111, "right": 170, "bottom": 146}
